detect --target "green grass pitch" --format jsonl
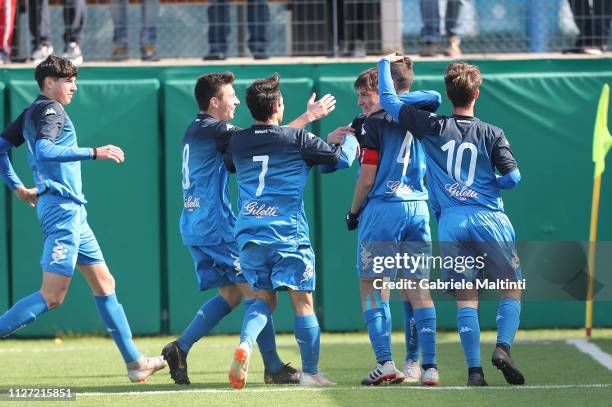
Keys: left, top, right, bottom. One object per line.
{"left": 0, "top": 330, "right": 611, "bottom": 406}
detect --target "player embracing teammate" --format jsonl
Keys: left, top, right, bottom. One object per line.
{"left": 378, "top": 54, "right": 525, "bottom": 387}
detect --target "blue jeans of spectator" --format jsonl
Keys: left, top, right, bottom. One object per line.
{"left": 420, "top": 0, "right": 464, "bottom": 43}
{"left": 28, "top": 0, "right": 85, "bottom": 46}
{"left": 208, "top": 0, "right": 269, "bottom": 54}
{"left": 110, "top": 0, "right": 160, "bottom": 47}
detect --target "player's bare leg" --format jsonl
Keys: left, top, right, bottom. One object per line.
{"left": 401, "top": 285, "right": 438, "bottom": 386}
{"left": 288, "top": 290, "right": 334, "bottom": 386}
{"left": 39, "top": 272, "right": 72, "bottom": 309}
{"left": 359, "top": 279, "right": 404, "bottom": 385}
{"left": 492, "top": 288, "right": 525, "bottom": 385}
{"left": 78, "top": 263, "right": 166, "bottom": 382}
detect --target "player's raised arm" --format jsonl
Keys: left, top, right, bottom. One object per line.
{"left": 493, "top": 131, "right": 521, "bottom": 189}
{"left": 399, "top": 90, "right": 442, "bottom": 113}
{"left": 286, "top": 93, "right": 337, "bottom": 128}
{"left": 378, "top": 56, "right": 436, "bottom": 139}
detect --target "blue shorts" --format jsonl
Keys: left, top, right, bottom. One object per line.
{"left": 239, "top": 243, "right": 315, "bottom": 291}
{"left": 438, "top": 206, "right": 522, "bottom": 285}
{"left": 187, "top": 241, "right": 246, "bottom": 290}
{"left": 37, "top": 194, "right": 104, "bottom": 277}
{"left": 357, "top": 200, "right": 432, "bottom": 280}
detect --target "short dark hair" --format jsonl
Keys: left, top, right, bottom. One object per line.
{"left": 354, "top": 68, "right": 377, "bottom": 93}
{"left": 246, "top": 73, "right": 281, "bottom": 121}
{"left": 354, "top": 57, "right": 414, "bottom": 93}
{"left": 34, "top": 55, "right": 78, "bottom": 90}
{"left": 390, "top": 56, "right": 414, "bottom": 93}
{"left": 194, "top": 71, "right": 235, "bottom": 111}
{"left": 445, "top": 63, "right": 482, "bottom": 108}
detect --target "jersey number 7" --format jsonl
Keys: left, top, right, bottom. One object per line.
{"left": 253, "top": 155, "right": 269, "bottom": 196}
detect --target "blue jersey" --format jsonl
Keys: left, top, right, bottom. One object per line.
{"left": 378, "top": 60, "right": 518, "bottom": 214}
{"left": 361, "top": 109, "right": 428, "bottom": 202}
{"left": 230, "top": 125, "right": 341, "bottom": 250}
{"left": 180, "top": 113, "right": 237, "bottom": 246}
{"left": 1, "top": 96, "right": 91, "bottom": 204}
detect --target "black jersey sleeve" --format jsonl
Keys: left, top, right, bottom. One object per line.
{"left": 299, "top": 129, "right": 341, "bottom": 166}
{"left": 398, "top": 105, "right": 440, "bottom": 139}
{"left": 35, "top": 101, "right": 65, "bottom": 142}
{"left": 492, "top": 131, "right": 518, "bottom": 175}
{"left": 1, "top": 108, "right": 26, "bottom": 147}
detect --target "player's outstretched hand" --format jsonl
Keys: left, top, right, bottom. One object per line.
{"left": 306, "top": 93, "right": 336, "bottom": 121}
{"left": 15, "top": 185, "right": 38, "bottom": 207}
{"left": 345, "top": 210, "right": 359, "bottom": 231}
{"left": 383, "top": 52, "right": 404, "bottom": 63}
{"left": 327, "top": 126, "right": 354, "bottom": 145}
{"left": 95, "top": 145, "right": 125, "bottom": 163}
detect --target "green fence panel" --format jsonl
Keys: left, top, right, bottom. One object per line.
{"left": 0, "top": 82, "right": 7, "bottom": 315}
{"left": 164, "top": 77, "right": 317, "bottom": 334}
{"left": 8, "top": 79, "right": 161, "bottom": 336}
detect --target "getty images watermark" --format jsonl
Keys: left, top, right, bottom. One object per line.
{"left": 364, "top": 250, "right": 526, "bottom": 292}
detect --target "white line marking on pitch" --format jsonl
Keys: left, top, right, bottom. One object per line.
{"left": 76, "top": 384, "right": 610, "bottom": 397}
{"left": 566, "top": 339, "right": 612, "bottom": 370}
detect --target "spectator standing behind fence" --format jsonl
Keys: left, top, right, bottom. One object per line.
{"left": 109, "top": 0, "right": 160, "bottom": 61}
{"left": 565, "top": 0, "right": 610, "bottom": 55}
{"left": 419, "top": 0, "right": 464, "bottom": 57}
{"left": 0, "top": 0, "right": 16, "bottom": 63}
{"left": 204, "top": 0, "right": 269, "bottom": 60}
{"left": 28, "top": 0, "right": 85, "bottom": 64}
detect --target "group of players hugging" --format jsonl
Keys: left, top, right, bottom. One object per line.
{"left": 0, "top": 53, "right": 524, "bottom": 389}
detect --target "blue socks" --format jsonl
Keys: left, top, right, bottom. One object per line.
{"left": 239, "top": 299, "right": 271, "bottom": 352}
{"left": 256, "top": 315, "right": 284, "bottom": 373}
{"left": 457, "top": 307, "right": 481, "bottom": 368}
{"left": 403, "top": 301, "right": 419, "bottom": 362}
{"left": 363, "top": 306, "right": 392, "bottom": 364}
{"left": 0, "top": 292, "right": 48, "bottom": 337}
{"left": 177, "top": 294, "right": 232, "bottom": 354}
{"left": 414, "top": 306, "right": 437, "bottom": 367}
{"left": 496, "top": 298, "right": 521, "bottom": 348}
{"left": 295, "top": 314, "right": 320, "bottom": 375}
{"left": 94, "top": 293, "right": 141, "bottom": 364}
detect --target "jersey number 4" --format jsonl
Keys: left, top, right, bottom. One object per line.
{"left": 396, "top": 131, "right": 413, "bottom": 177}
{"left": 440, "top": 140, "right": 477, "bottom": 186}
{"left": 253, "top": 155, "right": 269, "bottom": 196}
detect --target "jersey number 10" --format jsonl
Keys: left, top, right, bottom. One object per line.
{"left": 440, "top": 140, "right": 477, "bottom": 186}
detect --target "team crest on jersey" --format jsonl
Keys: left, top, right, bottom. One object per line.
{"left": 299, "top": 262, "right": 314, "bottom": 284}
{"left": 49, "top": 239, "right": 68, "bottom": 265}
{"left": 360, "top": 243, "right": 374, "bottom": 272}
{"left": 511, "top": 251, "right": 520, "bottom": 270}
{"left": 230, "top": 253, "right": 242, "bottom": 275}
{"left": 44, "top": 107, "right": 57, "bottom": 117}
{"left": 226, "top": 123, "right": 235, "bottom": 131}
{"left": 306, "top": 131, "right": 315, "bottom": 139}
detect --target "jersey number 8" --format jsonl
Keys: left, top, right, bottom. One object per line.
{"left": 182, "top": 143, "right": 190, "bottom": 189}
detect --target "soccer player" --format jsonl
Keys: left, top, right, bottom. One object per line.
{"left": 227, "top": 73, "right": 357, "bottom": 389}
{"left": 378, "top": 55, "right": 524, "bottom": 387}
{"left": 327, "top": 66, "right": 441, "bottom": 384}
{"left": 161, "top": 72, "right": 336, "bottom": 385}
{"left": 346, "top": 58, "right": 439, "bottom": 386}
{"left": 0, "top": 56, "right": 166, "bottom": 382}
